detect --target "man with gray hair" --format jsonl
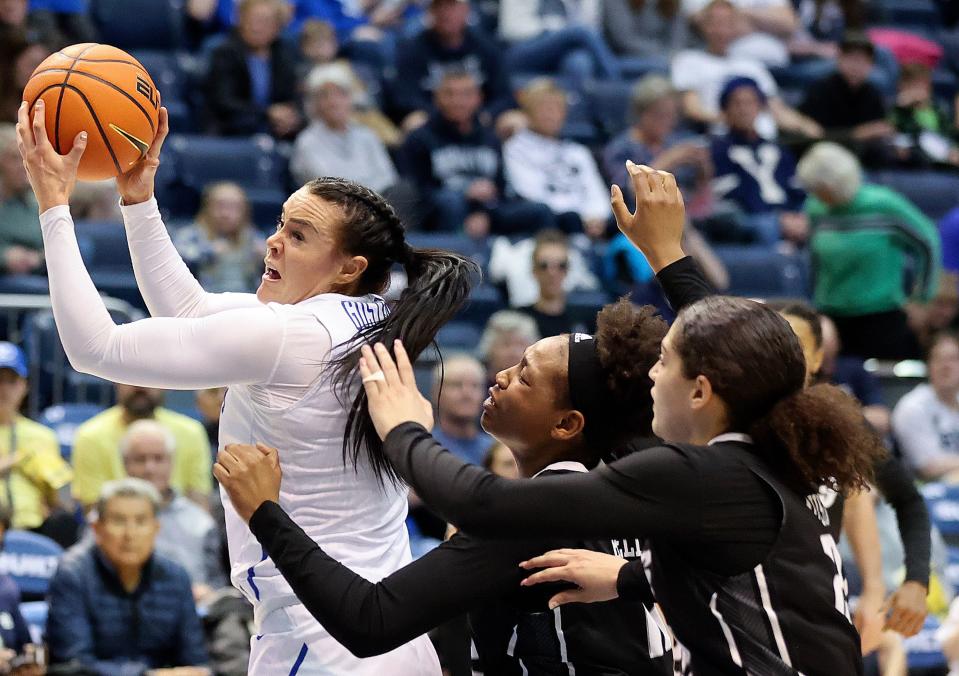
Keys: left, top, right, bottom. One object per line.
{"left": 0, "top": 124, "right": 43, "bottom": 275}
{"left": 477, "top": 310, "right": 539, "bottom": 386}
{"left": 431, "top": 354, "right": 493, "bottom": 466}
{"left": 120, "top": 420, "right": 224, "bottom": 597}
{"left": 46, "top": 478, "right": 209, "bottom": 674}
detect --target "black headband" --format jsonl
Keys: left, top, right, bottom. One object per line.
{"left": 567, "top": 333, "right": 612, "bottom": 447}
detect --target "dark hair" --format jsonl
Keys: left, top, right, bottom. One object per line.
{"left": 594, "top": 301, "right": 669, "bottom": 452}
{"left": 674, "top": 296, "right": 881, "bottom": 494}
{"left": 840, "top": 31, "right": 875, "bottom": 59}
{"left": 767, "top": 299, "right": 823, "bottom": 349}
{"left": 311, "top": 178, "right": 480, "bottom": 485}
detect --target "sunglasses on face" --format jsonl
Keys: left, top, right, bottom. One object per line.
{"left": 535, "top": 259, "right": 569, "bottom": 272}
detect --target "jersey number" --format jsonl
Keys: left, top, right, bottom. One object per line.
{"left": 820, "top": 534, "right": 850, "bottom": 620}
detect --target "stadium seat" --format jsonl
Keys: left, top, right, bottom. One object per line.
{"left": 75, "top": 220, "right": 143, "bottom": 308}
{"left": 713, "top": 246, "right": 811, "bottom": 299}
{"left": 160, "top": 135, "right": 291, "bottom": 224}
{"left": 39, "top": 403, "right": 107, "bottom": 460}
{"left": 436, "top": 321, "right": 483, "bottom": 352}
{"left": 0, "top": 531, "right": 62, "bottom": 600}
{"left": 90, "top": 0, "right": 185, "bottom": 50}
{"left": 129, "top": 50, "right": 199, "bottom": 133}
{"left": 455, "top": 284, "right": 505, "bottom": 326}
{"left": 870, "top": 170, "right": 959, "bottom": 222}
{"left": 583, "top": 80, "right": 634, "bottom": 139}
{"left": 19, "top": 601, "right": 47, "bottom": 645}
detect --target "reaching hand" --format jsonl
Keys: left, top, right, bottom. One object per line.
{"left": 610, "top": 161, "right": 686, "bottom": 273}
{"left": 359, "top": 341, "right": 433, "bottom": 441}
{"left": 116, "top": 106, "right": 169, "bottom": 205}
{"left": 519, "top": 548, "right": 627, "bottom": 609}
{"left": 884, "top": 581, "right": 927, "bottom": 637}
{"left": 16, "top": 100, "right": 87, "bottom": 212}
{"left": 213, "top": 443, "right": 282, "bottom": 523}
{"left": 854, "top": 589, "right": 885, "bottom": 655}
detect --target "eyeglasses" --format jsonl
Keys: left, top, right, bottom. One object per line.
{"left": 535, "top": 260, "right": 568, "bottom": 272}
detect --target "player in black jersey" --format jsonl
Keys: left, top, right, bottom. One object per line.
{"left": 214, "top": 301, "right": 675, "bottom": 674}
{"left": 343, "top": 165, "right": 885, "bottom": 676}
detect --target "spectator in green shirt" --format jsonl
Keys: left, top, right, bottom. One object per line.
{"left": 797, "top": 141, "right": 940, "bottom": 360}
{"left": 0, "top": 124, "right": 43, "bottom": 276}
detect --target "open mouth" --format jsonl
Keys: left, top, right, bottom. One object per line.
{"left": 263, "top": 265, "right": 281, "bottom": 281}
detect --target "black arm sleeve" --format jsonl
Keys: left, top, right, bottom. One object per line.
{"left": 616, "top": 559, "right": 655, "bottom": 604}
{"left": 655, "top": 256, "right": 715, "bottom": 312}
{"left": 383, "top": 423, "right": 704, "bottom": 540}
{"left": 873, "top": 456, "right": 931, "bottom": 587}
{"left": 247, "top": 501, "right": 545, "bottom": 658}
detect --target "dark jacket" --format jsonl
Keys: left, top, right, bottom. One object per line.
{"left": 46, "top": 542, "right": 208, "bottom": 675}
{"left": 399, "top": 113, "right": 506, "bottom": 199}
{"left": 709, "top": 130, "right": 805, "bottom": 214}
{"left": 205, "top": 32, "right": 300, "bottom": 136}
{"left": 394, "top": 26, "right": 513, "bottom": 118}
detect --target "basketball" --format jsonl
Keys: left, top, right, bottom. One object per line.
{"left": 22, "top": 43, "right": 161, "bottom": 182}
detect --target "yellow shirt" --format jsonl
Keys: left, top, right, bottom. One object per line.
{"left": 0, "top": 417, "right": 73, "bottom": 530}
{"left": 71, "top": 406, "right": 213, "bottom": 506}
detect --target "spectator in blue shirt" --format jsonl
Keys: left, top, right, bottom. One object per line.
{"left": 46, "top": 479, "right": 209, "bottom": 675}
{"left": 709, "top": 76, "right": 808, "bottom": 246}
{"left": 430, "top": 354, "right": 494, "bottom": 466}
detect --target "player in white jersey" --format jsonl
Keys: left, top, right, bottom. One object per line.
{"left": 16, "top": 104, "right": 477, "bottom": 674}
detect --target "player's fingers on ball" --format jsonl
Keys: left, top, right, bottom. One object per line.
{"left": 16, "top": 103, "right": 32, "bottom": 151}
{"left": 68, "top": 132, "right": 87, "bottom": 163}
{"left": 392, "top": 340, "right": 415, "bottom": 387}
{"left": 31, "top": 101, "right": 45, "bottom": 143}
{"left": 373, "top": 342, "right": 401, "bottom": 385}
{"left": 149, "top": 108, "right": 169, "bottom": 159}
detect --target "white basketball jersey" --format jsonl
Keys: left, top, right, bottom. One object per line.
{"left": 218, "top": 293, "right": 413, "bottom": 620}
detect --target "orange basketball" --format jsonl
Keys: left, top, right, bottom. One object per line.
{"left": 22, "top": 43, "right": 161, "bottom": 182}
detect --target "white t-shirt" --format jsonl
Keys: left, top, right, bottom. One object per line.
{"left": 671, "top": 49, "right": 780, "bottom": 137}
{"left": 892, "top": 383, "right": 959, "bottom": 474}
{"left": 39, "top": 199, "right": 437, "bottom": 673}
{"left": 503, "top": 129, "right": 611, "bottom": 222}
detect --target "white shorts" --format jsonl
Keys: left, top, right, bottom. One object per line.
{"left": 248, "top": 603, "right": 442, "bottom": 676}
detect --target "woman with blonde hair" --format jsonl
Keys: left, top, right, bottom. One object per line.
{"left": 174, "top": 181, "right": 266, "bottom": 293}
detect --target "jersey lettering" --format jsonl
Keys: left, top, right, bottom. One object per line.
{"left": 611, "top": 538, "right": 644, "bottom": 559}
{"left": 727, "top": 144, "right": 786, "bottom": 204}
{"left": 820, "top": 534, "right": 850, "bottom": 620}
{"left": 341, "top": 301, "right": 390, "bottom": 331}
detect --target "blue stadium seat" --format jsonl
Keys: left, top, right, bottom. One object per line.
{"left": 160, "top": 135, "right": 291, "bottom": 224}
{"left": 436, "top": 321, "right": 482, "bottom": 352}
{"left": 39, "top": 403, "right": 107, "bottom": 460}
{"left": 713, "top": 246, "right": 811, "bottom": 299}
{"left": 455, "top": 284, "right": 505, "bottom": 326}
{"left": 583, "top": 80, "right": 634, "bottom": 138}
{"left": 19, "top": 601, "right": 47, "bottom": 645}
{"left": 870, "top": 170, "right": 959, "bottom": 222}
{"left": 0, "top": 531, "right": 62, "bottom": 599}
{"left": 90, "top": 0, "right": 185, "bottom": 50}
{"left": 75, "top": 220, "right": 142, "bottom": 308}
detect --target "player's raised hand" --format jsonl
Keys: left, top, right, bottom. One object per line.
{"left": 116, "top": 106, "right": 169, "bottom": 206}
{"left": 360, "top": 340, "right": 433, "bottom": 441}
{"left": 16, "top": 99, "right": 86, "bottom": 212}
{"left": 519, "top": 548, "right": 627, "bottom": 608}
{"left": 214, "top": 442, "right": 282, "bottom": 523}
{"left": 610, "top": 160, "right": 686, "bottom": 273}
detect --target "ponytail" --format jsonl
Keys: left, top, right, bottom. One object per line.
{"left": 331, "top": 247, "right": 479, "bottom": 485}
{"left": 749, "top": 384, "right": 884, "bottom": 495}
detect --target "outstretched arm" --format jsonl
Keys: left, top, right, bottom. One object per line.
{"left": 115, "top": 107, "right": 260, "bottom": 318}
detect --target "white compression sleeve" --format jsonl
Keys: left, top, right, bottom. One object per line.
{"left": 120, "top": 197, "right": 262, "bottom": 318}
{"left": 41, "top": 205, "right": 288, "bottom": 389}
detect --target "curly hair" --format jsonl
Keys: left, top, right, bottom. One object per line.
{"left": 594, "top": 299, "right": 668, "bottom": 452}
{"left": 675, "top": 296, "right": 882, "bottom": 494}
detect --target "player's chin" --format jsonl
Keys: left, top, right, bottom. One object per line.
{"left": 255, "top": 281, "right": 276, "bottom": 303}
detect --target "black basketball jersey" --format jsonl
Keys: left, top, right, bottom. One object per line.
{"left": 647, "top": 442, "right": 862, "bottom": 676}
{"left": 470, "top": 466, "right": 674, "bottom": 676}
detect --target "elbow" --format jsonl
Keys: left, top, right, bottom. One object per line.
{"left": 334, "top": 630, "right": 404, "bottom": 659}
